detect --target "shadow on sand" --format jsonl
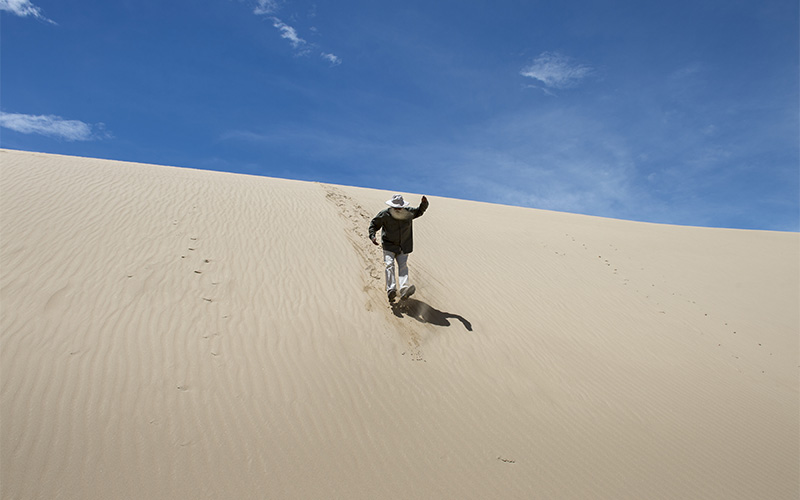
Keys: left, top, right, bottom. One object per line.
{"left": 391, "top": 298, "right": 473, "bottom": 331}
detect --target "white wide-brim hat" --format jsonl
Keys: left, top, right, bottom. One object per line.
{"left": 386, "top": 194, "right": 410, "bottom": 208}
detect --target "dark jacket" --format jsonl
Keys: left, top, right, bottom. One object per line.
{"left": 368, "top": 198, "right": 429, "bottom": 254}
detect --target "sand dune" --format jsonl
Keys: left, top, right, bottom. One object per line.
{"left": 1, "top": 148, "right": 797, "bottom": 499}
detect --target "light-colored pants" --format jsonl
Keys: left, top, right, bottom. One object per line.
{"left": 383, "top": 250, "right": 410, "bottom": 293}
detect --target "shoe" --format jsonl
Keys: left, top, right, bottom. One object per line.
{"left": 400, "top": 285, "right": 416, "bottom": 300}
{"left": 387, "top": 289, "right": 397, "bottom": 302}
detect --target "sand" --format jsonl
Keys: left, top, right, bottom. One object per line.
{"left": 1, "top": 148, "right": 798, "bottom": 499}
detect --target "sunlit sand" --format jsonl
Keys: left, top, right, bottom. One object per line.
{"left": 2, "top": 149, "right": 797, "bottom": 499}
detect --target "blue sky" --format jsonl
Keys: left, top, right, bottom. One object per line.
{"left": 1, "top": 0, "right": 798, "bottom": 231}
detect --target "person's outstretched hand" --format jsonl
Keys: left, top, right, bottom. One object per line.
{"left": 371, "top": 237, "right": 379, "bottom": 246}
{"left": 422, "top": 195, "right": 428, "bottom": 204}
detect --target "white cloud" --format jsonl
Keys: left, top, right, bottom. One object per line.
{"left": 250, "top": 2, "right": 340, "bottom": 65}
{"left": 253, "top": 0, "right": 278, "bottom": 15}
{"left": 520, "top": 52, "right": 593, "bottom": 89}
{"left": 251, "top": 2, "right": 308, "bottom": 52}
{"left": 0, "top": 112, "right": 110, "bottom": 141}
{"left": 321, "top": 52, "right": 341, "bottom": 66}
{"left": 271, "top": 18, "right": 306, "bottom": 49}
{"left": 0, "top": 0, "right": 55, "bottom": 24}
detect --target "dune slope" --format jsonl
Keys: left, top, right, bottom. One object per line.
{"left": 1, "top": 149, "right": 798, "bottom": 499}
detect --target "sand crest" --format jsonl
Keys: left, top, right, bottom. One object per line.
{"left": 1, "top": 149, "right": 798, "bottom": 499}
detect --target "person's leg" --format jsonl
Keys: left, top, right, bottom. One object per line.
{"left": 383, "top": 250, "right": 397, "bottom": 293}
{"left": 396, "top": 253, "right": 410, "bottom": 294}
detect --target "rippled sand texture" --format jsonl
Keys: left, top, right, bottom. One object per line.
{"left": 1, "top": 149, "right": 798, "bottom": 499}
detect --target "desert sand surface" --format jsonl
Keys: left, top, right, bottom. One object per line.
{"left": 1, "top": 148, "right": 798, "bottom": 499}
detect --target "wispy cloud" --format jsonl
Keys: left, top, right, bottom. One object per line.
{"left": 253, "top": 0, "right": 278, "bottom": 15}
{"left": 448, "top": 131, "right": 641, "bottom": 219}
{"left": 250, "top": 1, "right": 341, "bottom": 66}
{"left": 271, "top": 18, "right": 307, "bottom": 50}
{"left": 0, "top": 112, "right": 111, "bottom": 141}
{"left": 321, "top": 52, "right": 341, "bottom": 66}
{"left": 521, "top": 52, "right": 593, "bottom": 90}
{"left": 218, "top": 107, "right": 646, "bottom": 221}
{"left": 0, "top": 0, "right": 55, "bottom": 24}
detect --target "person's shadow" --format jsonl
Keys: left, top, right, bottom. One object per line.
{"left": 391, "top": 298, "right": 472, "bottom": 331}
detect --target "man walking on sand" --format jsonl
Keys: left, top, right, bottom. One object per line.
{"left": 369, "top": 194, "right": 429, "bottom": 302}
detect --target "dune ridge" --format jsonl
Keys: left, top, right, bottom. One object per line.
{"left": 1, "top": 149, "right": 798, "bottom": 499}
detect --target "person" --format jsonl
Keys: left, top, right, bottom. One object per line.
{"left": 369, "top": 194, "right": 429, "bottom": 302}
